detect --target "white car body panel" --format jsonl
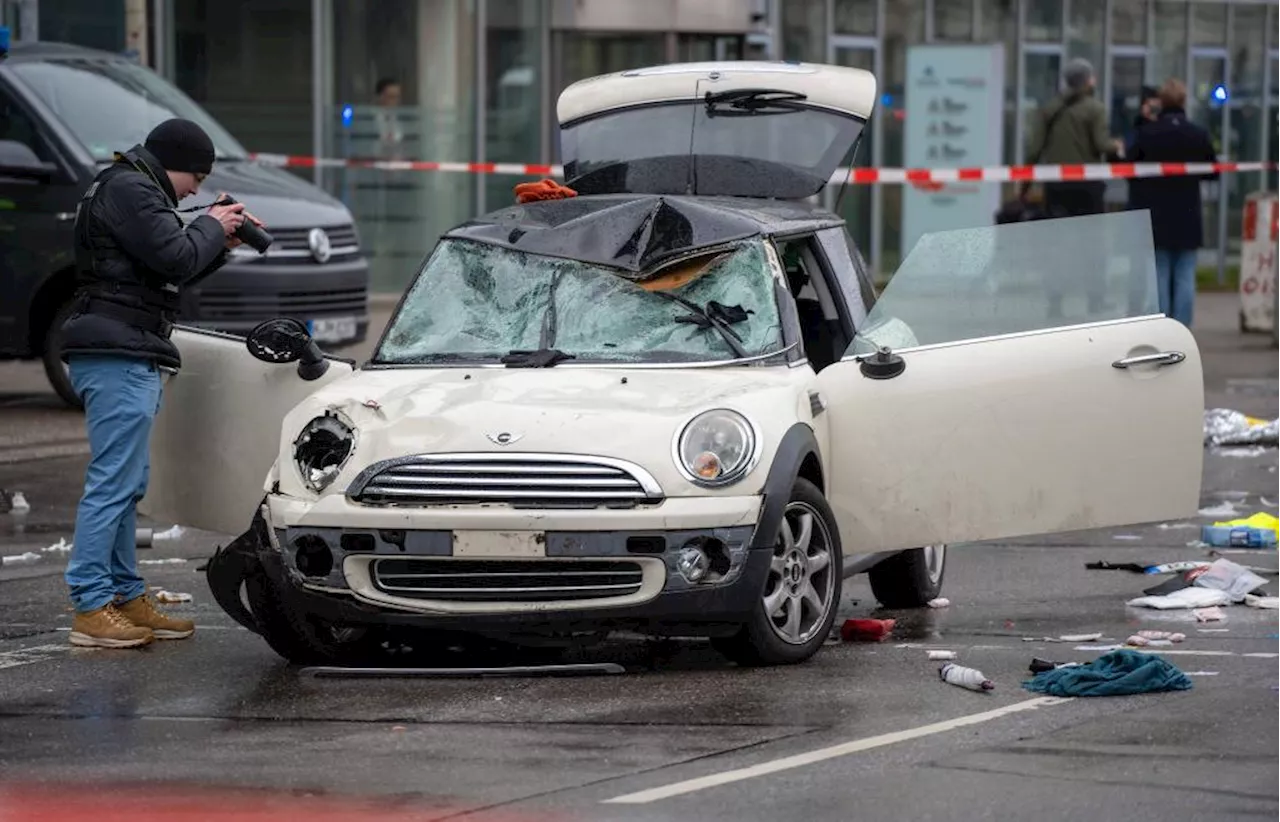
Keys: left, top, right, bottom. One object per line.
{"left": 557, "top": 60, "right": 878, "bottom": 123}
{"left": 817, "top": 316, "right": 1204, "bottom": 552}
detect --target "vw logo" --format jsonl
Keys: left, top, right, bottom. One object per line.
{"left": 308, "top": 228, "right": 332, "bottom": 264}
{"left": 486, "top": 431, "right": 523, "bottom": 446}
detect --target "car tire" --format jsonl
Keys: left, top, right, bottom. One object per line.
{"left": 867, "top": 545, "right": 946, "bottom": 609}
{"left": 244, "top": 573, "right": 380, "bottom": 666}
{"left": 713, "top": 478, "right": 842, "bottom": 667}
{"left": 42, "top": 299, "right": 83, "bottom": 409}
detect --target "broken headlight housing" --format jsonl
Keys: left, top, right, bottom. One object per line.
{"left": 293, "top": 413, "right": 356, "bottom": 493}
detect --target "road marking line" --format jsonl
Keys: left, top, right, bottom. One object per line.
{"left": 0, "top": 644, "right": 68, "bottom": 671}
{"left": 602, "top": 696, "right": 1072, "bottom": 804}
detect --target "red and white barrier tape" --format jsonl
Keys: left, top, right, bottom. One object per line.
{"left": 247, "top": 153, "right": 1273, "bottom": 185}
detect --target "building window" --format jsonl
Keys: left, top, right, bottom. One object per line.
{"left": 1024, "top": 0, "right": 1063, "bottom": 42}
{"left": 1191, "top": 2, "right": 1227, "bottom": 47}
{"left": 485, "top": 0, "right": 544, "bottom": 218}
{"left": 782, "top": 0, "right": 826, "bottom": 61}
{"left": 1151, "top": 1, "right": 1187, "bottom": 83}
{"left": 1110, "top": 0, "right": 1147, "bottom": 47}
{"left": 833, "top": 0, "right": 877, "bottom": 37}
{"left": 934, "top": 0, "right": 974, "bottom": 42}
{"left": 1068, "top": 0, "right": 1106, "bottom": 89}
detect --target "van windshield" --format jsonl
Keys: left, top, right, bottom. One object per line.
{"left": 10, "top": 58, "right": 249, "bottom": 161}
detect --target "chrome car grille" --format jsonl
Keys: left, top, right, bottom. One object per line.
{"left": 370, "top": 557, "right": 646, "bottom": 602}
{"left": 228, "top": 224, "right": 361, "bottom": 263}
{"left": 348, "top": 454, "right": 664, "bottom": 509}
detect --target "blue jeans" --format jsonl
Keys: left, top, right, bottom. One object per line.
{"left": 66, "top": 355, "right": 163, "bottom": 613}
{"left": 1154, "top": 248, "right": 1198, "bottom": 327}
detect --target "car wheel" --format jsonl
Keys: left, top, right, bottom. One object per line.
{"left": 713, "top": 478, "right": 842, "bottom": 667}
{"left": 244, "top": 573, "right": 380, "bottom": 666}
{"left": 42, "top": 299, "right": 83, "bottom": 409}
{"left": 867, "top": 544, "right": 946, "bottom": 609}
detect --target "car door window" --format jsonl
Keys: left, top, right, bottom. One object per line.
{"left": 816, "top": 227, "right": 875, "bottom": 328}
{"left": 776, "top": 234, "right": 850, "bottom": 373}
{"left": 0, "top": 85, "right": 52, "bottom": 161}
{"left": 850, "top": 210, "right": 1161, "bottom": 356}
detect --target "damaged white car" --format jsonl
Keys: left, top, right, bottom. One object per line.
{"left": 142, "top": 61, "right": 1205, "bottom": 666}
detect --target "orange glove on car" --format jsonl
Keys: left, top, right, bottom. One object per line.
{"left": 515, "top": 179, "right": 577, "bottom": 204}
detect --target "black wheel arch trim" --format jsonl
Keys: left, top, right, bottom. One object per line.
{"left": 751, "top": 423, "right": 822, "bottom": 550}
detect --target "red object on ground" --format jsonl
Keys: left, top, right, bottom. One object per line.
{"left": 514, "top": 178, "right": 577, "bottom": 203}
{"left": 840, "top": 618, "right": 896, "bottom": 642}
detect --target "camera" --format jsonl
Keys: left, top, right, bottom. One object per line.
{"left": 216, "top": 195, "right": 273, "bottom": 253}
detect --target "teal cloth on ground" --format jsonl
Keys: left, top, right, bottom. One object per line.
{"left": 1022, "top": 649, "right": 1193, "bottom": 697}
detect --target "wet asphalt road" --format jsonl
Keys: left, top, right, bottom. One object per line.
{"left": 0, "top": 294, "right": 1276, "bottom": 821}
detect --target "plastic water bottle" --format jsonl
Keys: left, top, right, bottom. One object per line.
{"left": 940, "top": 662, "right": 994, "bottom": 691}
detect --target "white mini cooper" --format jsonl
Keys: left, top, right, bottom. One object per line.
{"left": 143, "top": 61, "right": 1204, "bottom": 666}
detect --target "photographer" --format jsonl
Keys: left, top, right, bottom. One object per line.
{"left": 59, "top": 118, "right": 263, "bottom": 649}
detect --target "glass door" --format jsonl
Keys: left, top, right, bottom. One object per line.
{"left": 830, "top": 42, "right": 877, "bottom": 259}
{"left": 1108, "top": 52, "right": 1145, "bottom": 208}
{"left": 1189, "top": 52, "right": 1228, "bottom": 258}
{"left": 1020, "top": 48, "right": 1063, "bottom": 163}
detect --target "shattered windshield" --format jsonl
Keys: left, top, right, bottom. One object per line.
{"left": 375, "top": 238, "right": 785, "bottom": 365}
{"left": 851, "top": 211, "right": 1161, "bottom": 355}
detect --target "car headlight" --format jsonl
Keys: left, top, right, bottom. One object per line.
{"left": 675, "top": 409, "right": 759, "bottom": 487}
{"left": 293, "top": 413, "right": 356, "bottom": 493}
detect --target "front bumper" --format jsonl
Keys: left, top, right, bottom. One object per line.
{"left": 214, "top": 495, "right": 771, "bottom": 638}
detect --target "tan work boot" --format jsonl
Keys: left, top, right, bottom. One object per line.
{"left": 117, "top": 594, "right": 195, "bottom": 640}
{"left": 69, "top": 604, "right": 154, "bottom": 648}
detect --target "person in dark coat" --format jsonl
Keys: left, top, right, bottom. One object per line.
{"left": 60, "top": 118, "right": 262, "bottom": 649}
{"left": 1128, "top": 79, "right": 1218, "bottom": 327}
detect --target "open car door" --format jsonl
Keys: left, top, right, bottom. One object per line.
{"left": 138, "top": 326, "right": 354, "bottom": 535}
{"left": 817, "top": 211, "right": 1204, "bottom": 552}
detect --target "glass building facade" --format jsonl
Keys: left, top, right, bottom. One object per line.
{"left": 4, "top": 0, "right": 1276, "bottom": 291}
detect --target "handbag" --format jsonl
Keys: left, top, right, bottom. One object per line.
{"left": 995, "top": 96, "right": 1078, "bottom": 224}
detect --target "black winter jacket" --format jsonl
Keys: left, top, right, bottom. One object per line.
{"left": 1128, "top": 108, "right": 1218, "bottom": 251}
{"left": 60, "top": 145, "right": 229, "bottom": 369}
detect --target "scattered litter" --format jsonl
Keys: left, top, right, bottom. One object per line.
{"left": 926, "top": 598, "right": 950, "bottom": 608}
{"left": 1192, "top": 558, "right": 1268, "bottom": 601}
{"left": 1047, "top": 632, "right": 1103, "bottom": 643}
{"left": 1075, "top": 644, "right": 1124, "bottom": 651}
{"left": 1199, "top": 501, "right": 1241, "bottom": 518}
{"left": 1244, "top": 594, "right": 1280, "bottom": 609}
{"left": 153, "top": 590, "right": 192, "bottom": 603}
{"left": 1137, "top": 630, "right": 1186, "bottom": 642}
{"left": 1086, "top": 560, "right": 1208, "bottom": 575}
{"left": 940, "top": 662, "right": 993, "bottom": 692}
{"left": 1201, "top": 512, "right": 1279, "bottom": 549}
{"left": 138, "top": 558, "right": 188, "bottom": 566}
{"left": 1216, "top": 446, "right": 1270, "bottom": 458}
{"left": 1127, "top": 587, "right": 1233, "bottom": 610}
{"left": 927, "top": 650, "right": 956, "bottom": 660}
{"left": 1184, "top": 671, "right": 1220, "bottom": 676}
{"left": 1126, "top": 635, "right": 1179, "bottom": 647}
{"left": 1197, "top": 628, "right": 1230, "bottom": 633}
{"left": 1029, "top": 658, "right": 1081, "bottom": 674}
{"left": 1, "top": 552, "right": 40, "bottom": 566}
{"left": 154, "top": 525, "right": 186, "bottom": 541}
{"left": 1023, "top": 649, "right": 1193, "bottom": 696}
{"left": 8, "top": 492, "right": 30, "bottom": 514}
{"left": 42, "top": 538, "right": 72, "bottom": 554}
{"left": 391, "top": 725, "right": 406, "bottom": 731}
{"left": 840, "top": 618, "right": 895, "bottom": 642}
{"left": 1203, "top": 408, "right": 1279, "bottom": 447}
{"left": 1112, "top": 535, "right": 1142, "bottom": 541}
{"left": 1193, "top": 607, "right": 1228, "bottom": 622}
{"left": 1158, "top": 523, "right": 1197, "bottom": 530}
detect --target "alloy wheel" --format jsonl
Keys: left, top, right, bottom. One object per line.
{"left": 762, "top": 501, "right": 836, "bottom": 645}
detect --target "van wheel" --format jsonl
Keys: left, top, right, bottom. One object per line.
{"left": 244, "top": 573, "right": 380, "bottom": 666}
{"left": 868, "top": 545, "right": 946, "bottom": 609}
{"left": 713, "top": 478, "right": 842, "bottom": 667}
{"left": 42, "top": 300, "right": 82, "bottom": 409}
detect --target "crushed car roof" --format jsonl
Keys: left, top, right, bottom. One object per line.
{"left": 443, "top": 194, "right": 844, "bottom": 276}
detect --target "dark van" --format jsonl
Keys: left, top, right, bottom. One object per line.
{"left": 0, "top": 41, "right": 369, "bottom": 406}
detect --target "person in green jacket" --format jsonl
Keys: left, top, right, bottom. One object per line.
{"left": 1026, "top": 58, "right": 1124, "bottom": 317}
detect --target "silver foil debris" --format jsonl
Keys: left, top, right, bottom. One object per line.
{"left": 1203, "top": 409, "right": 1279, "bottom": 447}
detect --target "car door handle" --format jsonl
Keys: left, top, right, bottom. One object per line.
{"left": 1112, "top": 351, "right": 1186, "bottom": 369}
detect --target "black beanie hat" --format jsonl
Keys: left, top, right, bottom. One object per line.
{"left": 144, "top": 118, "right": 215, "bottom": 175}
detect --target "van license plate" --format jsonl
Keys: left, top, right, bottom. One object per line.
{"left": 309, "top": 316, "right": 357, "bottom": 342}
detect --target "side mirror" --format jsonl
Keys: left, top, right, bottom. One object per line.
{"left": 0, "top": 140, "right": 56, "bottom": 182}
{"left": 246, "top": 318, "right": 331, "bottom": 381}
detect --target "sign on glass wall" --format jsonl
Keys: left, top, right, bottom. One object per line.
{"left": 901, "top": 43, "right": 1005, "bottom": 261}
